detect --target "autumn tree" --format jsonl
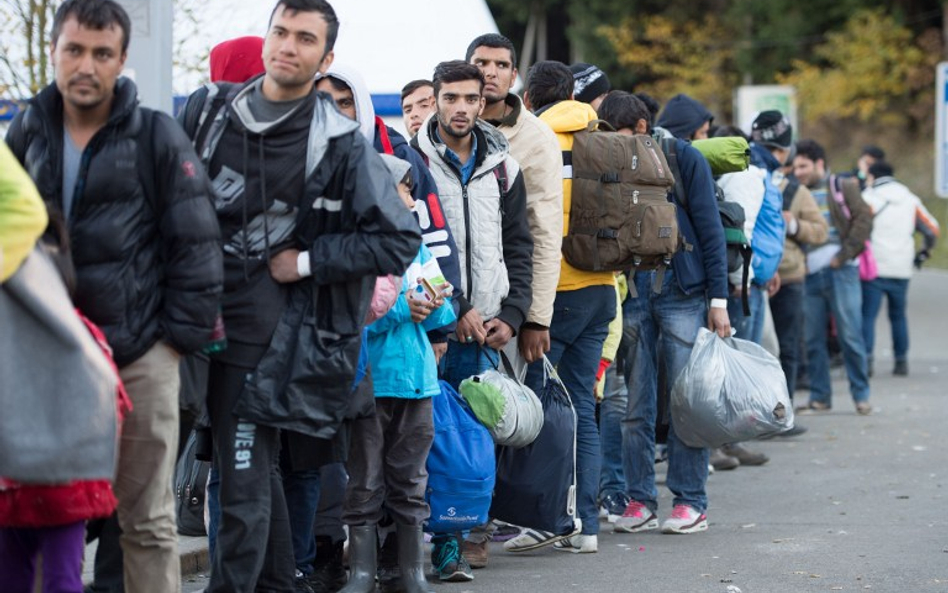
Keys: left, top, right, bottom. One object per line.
{"left": 776, "top": 8, "right": 940, "bottom": 130}
{"left": 0, "top": 0, "right": 58, "bottom": 97}
{"left": 601, "top": 14, "right": 739, "bottom": 119}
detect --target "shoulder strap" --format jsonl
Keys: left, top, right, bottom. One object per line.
{"left": 782, "top": 177, "right": 800, "bottom": 212}
{"left": 661, "top": 136, "right": 686, "bottom": 210}
{"left": 136, "top": 109, "right": 159, "bottom": 217}
{"left": 493, "top": 160, "right": 508, "bottom": 213}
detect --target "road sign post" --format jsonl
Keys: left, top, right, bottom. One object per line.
{"left": 116, "top": 0, "right": 173, "bottom": 114}
{"left": 936, "top": 62, "right": 948, "bottom": 198}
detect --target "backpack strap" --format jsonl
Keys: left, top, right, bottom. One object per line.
{"left": 661, "top": 136, "right": 687, "bottom": 211}
{"left": 493, "top": 160, "right": 508, "bottom": 215}
{"left": 782, "top": 177, "right": 800, "bottom": 212}
{"left": 136, "top": 109, "right": 159, "bottom": 218}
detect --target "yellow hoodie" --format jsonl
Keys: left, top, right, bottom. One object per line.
{"left": 537, "top": 100, "right": 615, "bottom": 292}
{"left": 0, "top": 142, "right": 48, "bottom": 282}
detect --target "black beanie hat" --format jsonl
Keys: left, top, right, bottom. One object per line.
{"left": 750, "top": 110, "right": 793, "bottom": 150}
{"left": 570, "top": 63, "right": 611, "bottom": 104}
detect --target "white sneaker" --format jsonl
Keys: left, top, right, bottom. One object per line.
{"left": 552, "top": 534, "right": 598, "bottom": 553}
{"left": 661, "top": 504, "right": 708, "bottom": 534}
{"left": 614, "top": 499, "right": 659, "bottom": 533}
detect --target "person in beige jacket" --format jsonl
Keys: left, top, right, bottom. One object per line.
{"left": 462, "top": 34, "right": 564, "bottom": 568}
{"left": 770, "top": 169, "right": 828, "bottom": 400}
{"left": 467, "top": 34, "right": 564, "bottom": 365}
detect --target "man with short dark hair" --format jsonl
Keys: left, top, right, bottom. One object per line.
{"left": 178, "top": 1, "right": 421, "bottom": 590}
{"left": 595, "top": 90, "right": 731, "bottom": 535}
{"left": 412, "top": 59, "right": 533, "bottom": 582}
{"left": 507, "top": 60, "right": 617, "bottom": 553}
{"left": 5, "top": 0, "right": 223, "bottom": 590}
{"left": 400, "top": 79, "right": 435, "bottom": 137}
{"left": 466, "top": 33, "right": 562, "bottom": 365}
{"left": 793, "top": 139, "right": 873, "bottom": 415}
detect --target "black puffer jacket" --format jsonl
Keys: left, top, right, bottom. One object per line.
{"left": 5, "top": 78, "right": 223, "bottom": 367}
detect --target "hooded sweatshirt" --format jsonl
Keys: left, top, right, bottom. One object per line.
{"left": 205, "top": 77, "right": 317, "bottom": 346}
{"left": 656, "top": 94, "right": 714, "bottom": 140}
{"left": 320, "top": 64, "right": 463, "bottom": 332}
{"left": 317, "top": 63, "right": 376, "bottom": 142}
{"left": 209, "top": 36, "right": 265, "bottom": 84}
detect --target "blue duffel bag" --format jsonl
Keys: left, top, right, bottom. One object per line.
{"left": 490, "top": 357, "right": 579, "bottom": 535}
{"left": 425, "top": 380, "right": 496, "bottom": 533}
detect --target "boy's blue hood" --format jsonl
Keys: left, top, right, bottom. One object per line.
{"left": 656, "top": 94, "right": 713, "bottom": 140}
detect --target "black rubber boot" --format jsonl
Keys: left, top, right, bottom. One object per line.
{"left": 338, "top": 525, "right": 377, "bottom": 593}
{"left": 396, "top": 524, "right": 434, "bottom": 593}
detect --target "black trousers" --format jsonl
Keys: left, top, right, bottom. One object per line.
{"left": 206, "top": 343, "right": 294, "bottom": 593}
{"left": 343, "top": 397, "right": 434, "bottom": 527}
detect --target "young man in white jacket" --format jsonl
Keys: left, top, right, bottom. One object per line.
{"left": 861, "top": 161, "right": 940, "bottom": 376}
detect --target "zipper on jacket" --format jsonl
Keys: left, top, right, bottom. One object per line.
{"left": 461, "top": 185, "right": 475, "bottom": 302}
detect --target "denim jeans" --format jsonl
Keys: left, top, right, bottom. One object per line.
{"left": 283, "top": 469, "right": 321, "bottom": 575}
{"left": 525, "top": 285, "right": 615, "bottom": 535}
{"left": 599, "top": 362, "right": 628, "bottom": 498}
{"left": 727, "top": 284, "right": 765, "bottom": 344}
{"left": 804, "top": 266, "right": 870, "bottom": 406}
{"left": 313, "top": 463, "right": 347, "bottom": 544}
{"left": 440, "top": 340, "right": 497, "bottom": 391}
{"left": 769, "top": 281, "right": 805, "bottom": 396}
{"left": 861, "top": 277, "right": 910, "bottom": 362}
{"left": 620, "top": 269, "right": 710, "bottom": 514}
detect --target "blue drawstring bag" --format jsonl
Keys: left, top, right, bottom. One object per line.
{"left": 425, "top": 380, "right": 496, "bottom": 533}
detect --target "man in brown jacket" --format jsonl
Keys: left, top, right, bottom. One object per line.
{"left": 793, "top": 139, "right": 873, "bottom": 415}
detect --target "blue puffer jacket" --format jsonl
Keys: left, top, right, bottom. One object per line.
{"left": 367, "top": 245, "right": 457, "bottom": 399}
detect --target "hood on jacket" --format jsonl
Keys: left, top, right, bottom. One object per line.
{"left": 210, "top": 36, "right": 264, "bottom": 83}
{"left": 537, "top": 99, "right": 598, "bottom": 134}
{"left": 656, "top": 94, "right": 713, "bottom": 140}
{"left": 317, "top": 63, "right": 376, "bottom": 141}
{"left": 750, "top": 142, "right": 781, "bottom": 173}
{"left": 414, "top": 113, "right": 510, "bottom": 176}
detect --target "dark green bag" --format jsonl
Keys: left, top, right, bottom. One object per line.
{"left": 692, "top": 137, "right": 751, "bottom": 176}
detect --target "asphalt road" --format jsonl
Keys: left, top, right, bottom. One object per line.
{"left": 174, "top": 270, "right": 948, "bottom": 593}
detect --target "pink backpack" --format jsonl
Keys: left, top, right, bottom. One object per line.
{"left": 366, "top": 275, "right": 401, "bottom": 324}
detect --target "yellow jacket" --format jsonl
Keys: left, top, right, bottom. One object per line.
{"left": 537, "top": 100, "right": 615, "bottom": 292}
{"left": 0, "top": 142, "right": 48, "bottom": 281}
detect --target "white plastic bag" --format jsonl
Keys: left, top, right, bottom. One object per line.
{"left": 670, "top": 328, "right": 794, "bottom": 448}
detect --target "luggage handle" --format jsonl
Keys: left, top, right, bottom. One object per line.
{"left": 481, "top": 345, "right": 527, "bottom": 384}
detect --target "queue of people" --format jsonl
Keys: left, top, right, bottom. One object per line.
{"left": 0, "top": 1, "right": 939, "bottom": 592}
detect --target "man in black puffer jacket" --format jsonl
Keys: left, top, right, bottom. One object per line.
{"left": 4, "top": 1, "right": 223, "bottom": 591}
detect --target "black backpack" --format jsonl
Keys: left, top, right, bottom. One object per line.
{"left": 174, "top": 429, "right": 210, "bottom": 536}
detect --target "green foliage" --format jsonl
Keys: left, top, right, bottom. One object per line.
{"left": 600, "top": 14, "right": 739, "bottom": 118}
{"left": 777, "top": 9, "right": 933, "bottom": 127}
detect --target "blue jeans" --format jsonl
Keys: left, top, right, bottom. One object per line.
{"left": 620, "top": 269, "right": 710, "bottom": 514}
{"left": 207, "top": 464, "right": 220, "bottom": 561}
{"left": 727, "top": 284, "right": 765, "bottom": 344}
{"left": 861, "top": 277, "right": 910, "bottom": 362}
{"left": 283, "top": 462, "right": 348, "bottom": 574}
{"left": 804, "top": 266, "right": 870, "bottom": 406}
{"left": 525, "top": 285, "right": 615, "bottom": 535}
{"left": 769, "top": 281, "right": 805, "bottom": 395}
{"left": 599, "top": 362, "right": 627, "bottom": 498}
{"left": 441, "top": 340, "right": 496, "bottom": 392}
{"left": 283, "top": 469, "right": 321, "bottom": 575}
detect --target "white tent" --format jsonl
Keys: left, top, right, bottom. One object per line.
{"left": 194, "top": 0, "right": 499, "bottom": 103}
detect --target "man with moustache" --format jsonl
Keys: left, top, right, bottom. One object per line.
{"left": 5, "top": 1, "right": 223, "bottom": 591}
{"left": 411, "top": 60, "right": 533, "bottom": 582}
{"left": 400, "top": 79, "right": 436, "bottom": 138}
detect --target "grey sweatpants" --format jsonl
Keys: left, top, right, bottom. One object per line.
{"left": 343, "top": 397, "right": 434, "bottom": 527}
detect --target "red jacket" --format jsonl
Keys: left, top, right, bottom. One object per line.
{"left": 0, "top": 313, "right": 130, "bottom": 528}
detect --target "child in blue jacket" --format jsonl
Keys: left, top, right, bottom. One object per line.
{"left": 341, "top": 155, "right": 455, "bottom": 593}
